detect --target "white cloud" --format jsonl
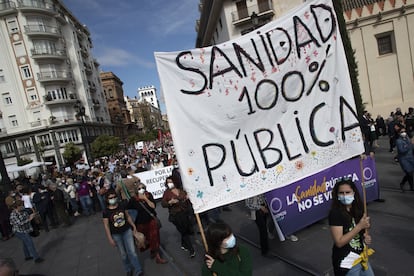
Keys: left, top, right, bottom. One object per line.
{"left": 96, "top": 47, "right": 155, "bottom": 68}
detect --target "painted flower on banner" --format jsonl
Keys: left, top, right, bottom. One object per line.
{"left": 295, "top": 160, "right": 304, "bottom": 170}
{"left": 188, "top": 168, "right": 194, "bottom": 176}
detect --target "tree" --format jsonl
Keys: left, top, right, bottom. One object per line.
{"left": 334, "top": 0, "right": 365, "bottom": 116}
{"left": 62, "top": 142, "right": 82, "bottom": 167}
{"left": 91, "top": 135, "right": 120, "bottom": 158}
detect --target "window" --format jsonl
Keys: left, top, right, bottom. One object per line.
{"left": 14, "top": 42, "right": 26, "bottom": 57}
{"left": 20, "top": 66, "right": 32, "bottom": 79}
{"left": 27, "top": 88, "right": 38, "bottom": 101}
{"left": 236, "top": 0, "right": 248, "bottom": 20}
{"left": 376, "top": 32, "right": 394, "bottom": 55}
{"left": 33, "top": 111, "right": 40, "bottom": 121}
{"left": 3, "top": 93, "right": 12, "bottom": 105}
{"left": 219, "top": 18, "right": 223, "bottom": 29}
{"left": 57, "top": 130, "right": 79, "bottom": 143}
{"left": 8, "top": 115, "right": 18, "bottom": 127}
{"left": 5, "top": 142, "right": 14, "bottom": 154}
{"left": 0, "top": 69, "right": 5, "bottom": 83}
{"left": 6, "top": 18, "right": 19, "bottom": 33}
{"left": 19, "top": 138, "right": 32, "bottom": 153}
{"left": 38, "top": 134, "right": 52, "bottom": 146}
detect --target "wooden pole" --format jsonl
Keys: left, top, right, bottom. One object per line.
{"left": 359, "top": 157, "right": 368, "bottom": 216}
{"left": 195, "top": 213, "right": 209, "bottom": 252}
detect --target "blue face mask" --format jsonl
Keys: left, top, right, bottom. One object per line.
{"left": 223, "top": 234, "right": 236, "bottom": 249}
{"left": 338, "top": 194, "right": 354, "bottom": 205}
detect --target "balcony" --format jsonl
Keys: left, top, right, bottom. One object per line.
{"left": 17, "top": 0, "right": 57, "bottom": 15}
{"left": 0, "top": 127, "right": 7, "bottom": 137}
{"left": 37, "top": 70, "right": 72, "bottom": 83}
{"left": 231, "top": 1, "right": 274, "bottom": 26}
{"left": 92, "top": 99, "right": 100, "bottom": 109}
{"left": 80, "top": 47, "right": 88, "bottom": 58}
{"left": 31, "top": 48, "right": 66, "bottom": 60}
{"left": 88, "top": 82, "right": 97, "bottom": 93}
{"left": 44, "top": 93, "right": 77, "bottom": 106}
{"left": 24, "top": 24, "right": 61, "bottom": 38}
{"left": 0, "top": 1, "right": 17, "bottom": 16}
{"left": 84, "top": 63, "right": 92, "bottom": 75}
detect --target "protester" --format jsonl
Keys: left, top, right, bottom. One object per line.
{"left": 395, "top": 127, "right": 414, "bottom": 192}
{"left": 329, "top": 179, "right": 373, "bottom": 276}
{"left": 161, "top": 176, "right": 196, "bottom": 258}
{"left": 49, "top": 183, "right": 71, "bottom": 227}
{"left": 32, "top": 184, "right": 57, "bottom": 232}
{"left": 0, "top": 190, "right": 12, "bottom": 241}
{"left": 202, "top": 222, "right": 252, "bottom": 276}
{"left": 102, "top": 189, "right": 143, "bottom": 276}
{"left": 76, "top": 175, "right": 93, "bottom": 216}
{"left": 128, "top": 183, "right": 167, "bottom": 264}
{"left": 245, "top": 194, "right": 270, "bottom": 256}
{"left": 64, "top": 178, "right": 80, "bottom": 216}
{"left": 115, "top": 170, "right": 140, "bottom": 222}
{"left": 9, "top": 200, "right": 44, "bottom": 263}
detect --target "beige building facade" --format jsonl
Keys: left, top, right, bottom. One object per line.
{"left": 0, "top": 0, "right": 112, "bottom": 171}
{"left": 196, "top": 0, "right": 414, "bottom": 118}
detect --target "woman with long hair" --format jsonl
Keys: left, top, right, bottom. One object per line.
{"left": 329, "top": 179, "right": 373, "bottom": 276}
{"left": 161, "top": 176, "right": 195, "bottom": 258}
{"left": 202, "top": 222, "right": 252, "bottom": 276}
{"left": 128, "top": 183, "right": 167, "bottom": 264}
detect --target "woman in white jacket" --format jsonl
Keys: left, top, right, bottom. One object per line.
{"left": 64, "top": 178, "right": 80, "bottom": 216}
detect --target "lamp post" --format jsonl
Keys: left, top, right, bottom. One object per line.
{"left": 74, "top": 100, "right": 91, "bottom": 164}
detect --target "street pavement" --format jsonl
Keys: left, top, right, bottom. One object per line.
{"left": 1, "top": 136, "right": 413, "bottom": 276}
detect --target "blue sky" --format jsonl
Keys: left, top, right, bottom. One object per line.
{"left": 63, "top": 0, "right": 200, "bottom": 114}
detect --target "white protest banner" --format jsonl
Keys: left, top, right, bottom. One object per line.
{"left": 155, "top": 0, "right": 364, "bottom": 213}
{"left": 134, "top": 166, "right": 173, "bottom": 199}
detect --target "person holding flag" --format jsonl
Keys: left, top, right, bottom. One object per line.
{"left": 329, "top": 179, "right": 374, "bottom": 276}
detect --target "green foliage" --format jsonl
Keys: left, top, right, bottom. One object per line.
{"left": 334, "top": 1, "right": 364, "bottom": 117}
{"left": 62, "top": 142, "right": 82, "bottom": 166}
{"left": 91, "top": 135, "right": 121, "bottom": 158}
{"left": 17, "top": 157, "right": 33, "bottom": 166}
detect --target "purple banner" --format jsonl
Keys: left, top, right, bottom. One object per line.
{"left": 265, "top": 156, "right": 378, "bottom": 237}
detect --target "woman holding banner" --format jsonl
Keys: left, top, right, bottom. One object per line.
{"left": 329, "top": 179, "right": 374, "bottom": 276}
{"left": 202, "top": 222, "right": 252, "bottom": 276}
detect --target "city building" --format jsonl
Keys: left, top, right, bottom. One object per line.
{"left": 100, "top": 71, "right": 131, "bottom": 139}
{"left": 195, "top": 0, "right": 414, "bottom": 117}
{"left": 124, "top": 95, "right": 163, "bottom": 134}
{"left": 138, "top": 85, "right": 160, "bottom": 109}
{"left": 0, "top": 0, "right": 113, "bottom": 172}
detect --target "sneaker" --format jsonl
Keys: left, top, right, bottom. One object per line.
{"left": 190, "top": 251, "right": 196, "bottom": 258}
{"left": 287, "top": 235, "right": 298, "bottom": 242}
{"left": 74, "top": 212, "right": 80, "bottom": 217}
{"left": 34, "top": 258, "right": 44, "bottom": 263}
{"left": 180, "top": 246, "right": 189, "bottom": 251}
{"left": 267, "top": 231, "right": 275, "bottom": 240}
{"left": 25, "top": 257, "right": 33, "bottom": 261}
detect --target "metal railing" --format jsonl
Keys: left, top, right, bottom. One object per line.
{"left": 24, "top": 24, "right": 60, "bottom": 35}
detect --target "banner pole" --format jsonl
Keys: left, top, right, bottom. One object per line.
{"left": 359, "top": 156, "right": 370, "bottom": 266}
{"left": 195, "top": 213, "right": 208, "bottom": 252}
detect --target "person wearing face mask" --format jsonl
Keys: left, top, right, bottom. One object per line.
{"left": 329, "top": 179, "right": 373, "bottom": 276}
{"left": 395, "top": 128, "right": 414, "bottom": 192}
{"left": 161, "top": 176, "right": 195, "bottom": 258}
{"left": 202, "top": 222, "right": 252, "bottom": 276}
{"left": 128, "top": 183, "right": 167, "bottom": 264}
{"left": 102, "top": 189, "right": 143, "bottom": 276}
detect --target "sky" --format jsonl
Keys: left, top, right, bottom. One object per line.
{"left": 63, "top": 0, "right": 200, "bottom": 114}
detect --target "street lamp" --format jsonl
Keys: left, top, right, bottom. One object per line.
{"left": 74, "top": 100, "right": 91, "bottom": 164}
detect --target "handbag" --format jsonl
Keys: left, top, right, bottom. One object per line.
{"left": 133, "top": 230, "right": 146, "bottom": 249}
{"left": 120, "top": 180, "right": 131, "bottom": 200}
{"left": 138, "top": 201, "right": 162, "bottom": 229}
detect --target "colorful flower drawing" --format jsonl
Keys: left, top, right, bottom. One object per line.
{"left": 188, "top": 168, "right": 194, "bottom": 176}
{"left": 222, "top": 175, "right": 230, "bottom": 192}
{"left": 275, "top": 165, "right": 284, "bottom": 182}
{"left": 295, "top": 160, "right": 304, "bottom": 170}
{"left": 261, "top": 170, "right": 266, "bottom": 180}
{"left": 311, "top": 151, "right": 318, "bottom": 163}
{"left": 197, "top": 190, "right": 205, "bottom": 205}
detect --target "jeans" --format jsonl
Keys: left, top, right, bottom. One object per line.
{"left": 15, "top": 232, "right": 40, "bottom": 260}
{"left": 112, "top": 228, "right": 142, "bottom": 274}
{"left": 79, "top": 195, "right": 93, "bottom": 215}
{"left": 96, "top": 194, "right": 106, "bottom": 211}
{"left": 69, "top": 198, "right": 79, "bottom": 213}
{"left": 346, "top": 263, "right": 374, "bottom": 276}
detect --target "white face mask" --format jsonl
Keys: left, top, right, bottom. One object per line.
{"left": 138, "top": 188, "right": 145, "bottom": 194}
{"left": 400, "top": 132, "right": 407, "bottom": 138}
{"left": 167, "top": 182, "right": 174, "bottom": 189}
{"left": 108, "top": 198, "right": 117, "bottom": 205}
